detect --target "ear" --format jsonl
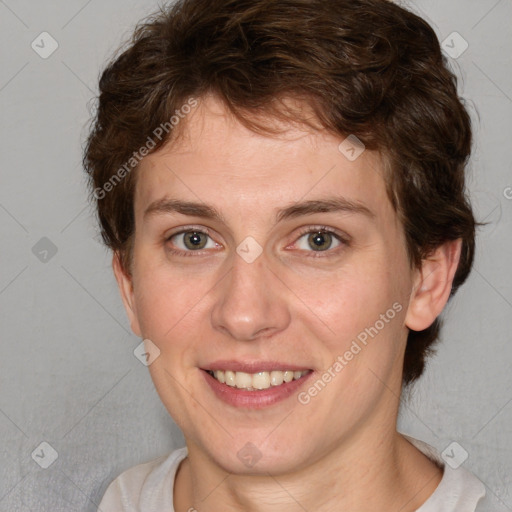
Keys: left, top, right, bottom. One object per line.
{"left": 405, "top": 239, "right": 462, "bottom": 332}
{"left": 112, "top": 252, "right": 142, "bottom": 337}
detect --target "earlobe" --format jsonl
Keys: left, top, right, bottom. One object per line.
{"left": 112, "top": 252, "right": 142, "bottom": 337}
{"left": 405, "top": 239, "right": 462, "bottom": 332}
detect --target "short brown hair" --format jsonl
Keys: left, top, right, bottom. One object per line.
{"left": 83, "top": 0, "right": 476, "bottom": 387}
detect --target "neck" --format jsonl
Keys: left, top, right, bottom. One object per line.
{"left": 174, "top": 428, "right": 442, "bottom": 512}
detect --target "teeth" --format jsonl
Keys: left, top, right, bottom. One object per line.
{"left": 235, "top": 371, "right": 252, "bottom": 389}
{"left": 225, "top": 370, "right": 236, "bottom": 387}
{"left": 211, "top": 369, "right": 309, "bottom": 390}
{"left": 270, "top": 370, "right": 284, "bottom": 386}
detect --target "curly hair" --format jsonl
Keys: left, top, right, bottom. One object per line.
{"left": 83, "top": 0, "right": 476, "bottom": 387}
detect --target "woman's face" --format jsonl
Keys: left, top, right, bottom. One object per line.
{"left": 117, "top": 95, "right": 419, "bottom": 474}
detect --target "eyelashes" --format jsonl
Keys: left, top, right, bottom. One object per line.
{"left": 292, "top": 226, "right": 350, "bottom": 255}
{"left": 165, "top": 225, "right": 350, "bottom": 258}
{"left": 168, "top": 229, "right": 218, "bottom": 253}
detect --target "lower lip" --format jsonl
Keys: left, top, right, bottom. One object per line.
{"left": 202, "top": 370, "right": 313, "bottom": 409}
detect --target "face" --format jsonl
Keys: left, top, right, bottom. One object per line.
{"left": 116, "top": 95, "right": 421, "bottom": 475}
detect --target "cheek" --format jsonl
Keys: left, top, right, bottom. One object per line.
{"left": 130, "top": 256, "right": 216, "bottom": 353}
{"left": 292, "top": 253, "right": 407, "bottom": 333}
{"left": 132, "top": 274, "right": 169, "bottom": 338}
{"left": 131, "top": 260, "right": 183, "bottom": 340}
{"left": 290, "top": 248, "right": 410, "bottom": 380}
{"left": 302, "top": 275, "right": 407, "bottom": 421}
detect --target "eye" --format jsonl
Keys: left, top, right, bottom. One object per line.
{"left": 167, "top": 229, "right": 219, "bottom": 253}
{"left": 293, "top": 227, "right": 348, "bottom": 254}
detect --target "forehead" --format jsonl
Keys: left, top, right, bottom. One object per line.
{"left": 134, "top": 96, "right": 392, "bottom": 222}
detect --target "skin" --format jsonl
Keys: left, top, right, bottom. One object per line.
{"left": 114, "top": 95, "right": 462, "bottom": 512}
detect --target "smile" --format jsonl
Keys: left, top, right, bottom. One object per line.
{"left": 206, "top": 369, "right": 311, "bottom": 391}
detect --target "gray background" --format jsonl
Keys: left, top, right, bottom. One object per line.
{"left": 0, "top": 0, "right": 511, "bottom": 510}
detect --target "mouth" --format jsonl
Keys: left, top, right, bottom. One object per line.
{"left": 205, "top": 369, "right": 311, "bottom": 391}
{"left": 201, "top": 364, "right": 313, "bottom": 409}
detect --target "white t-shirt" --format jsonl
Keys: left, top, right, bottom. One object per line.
{"left": 97, "top": 436, "right": 500, "bottom": 512}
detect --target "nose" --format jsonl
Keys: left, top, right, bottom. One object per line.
{"left": 210, "top": 250, "right": 291, "bottom": 341}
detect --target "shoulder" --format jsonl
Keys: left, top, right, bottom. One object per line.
{"left": 403, "top": 434, "right": 488, "bottom": 512}
{"left": 97, "top": 446, "right": 188, "bottom": 512}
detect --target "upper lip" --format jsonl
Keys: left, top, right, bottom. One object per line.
{"left": 203, "top": 360, "right": 312, "bottom": 373}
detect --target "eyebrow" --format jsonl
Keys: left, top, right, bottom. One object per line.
{"left": 143, "top": 196, "right": 375, "bottom": 223}
{"left": 275, "top": 197, "right": 375, "bottom": 222}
